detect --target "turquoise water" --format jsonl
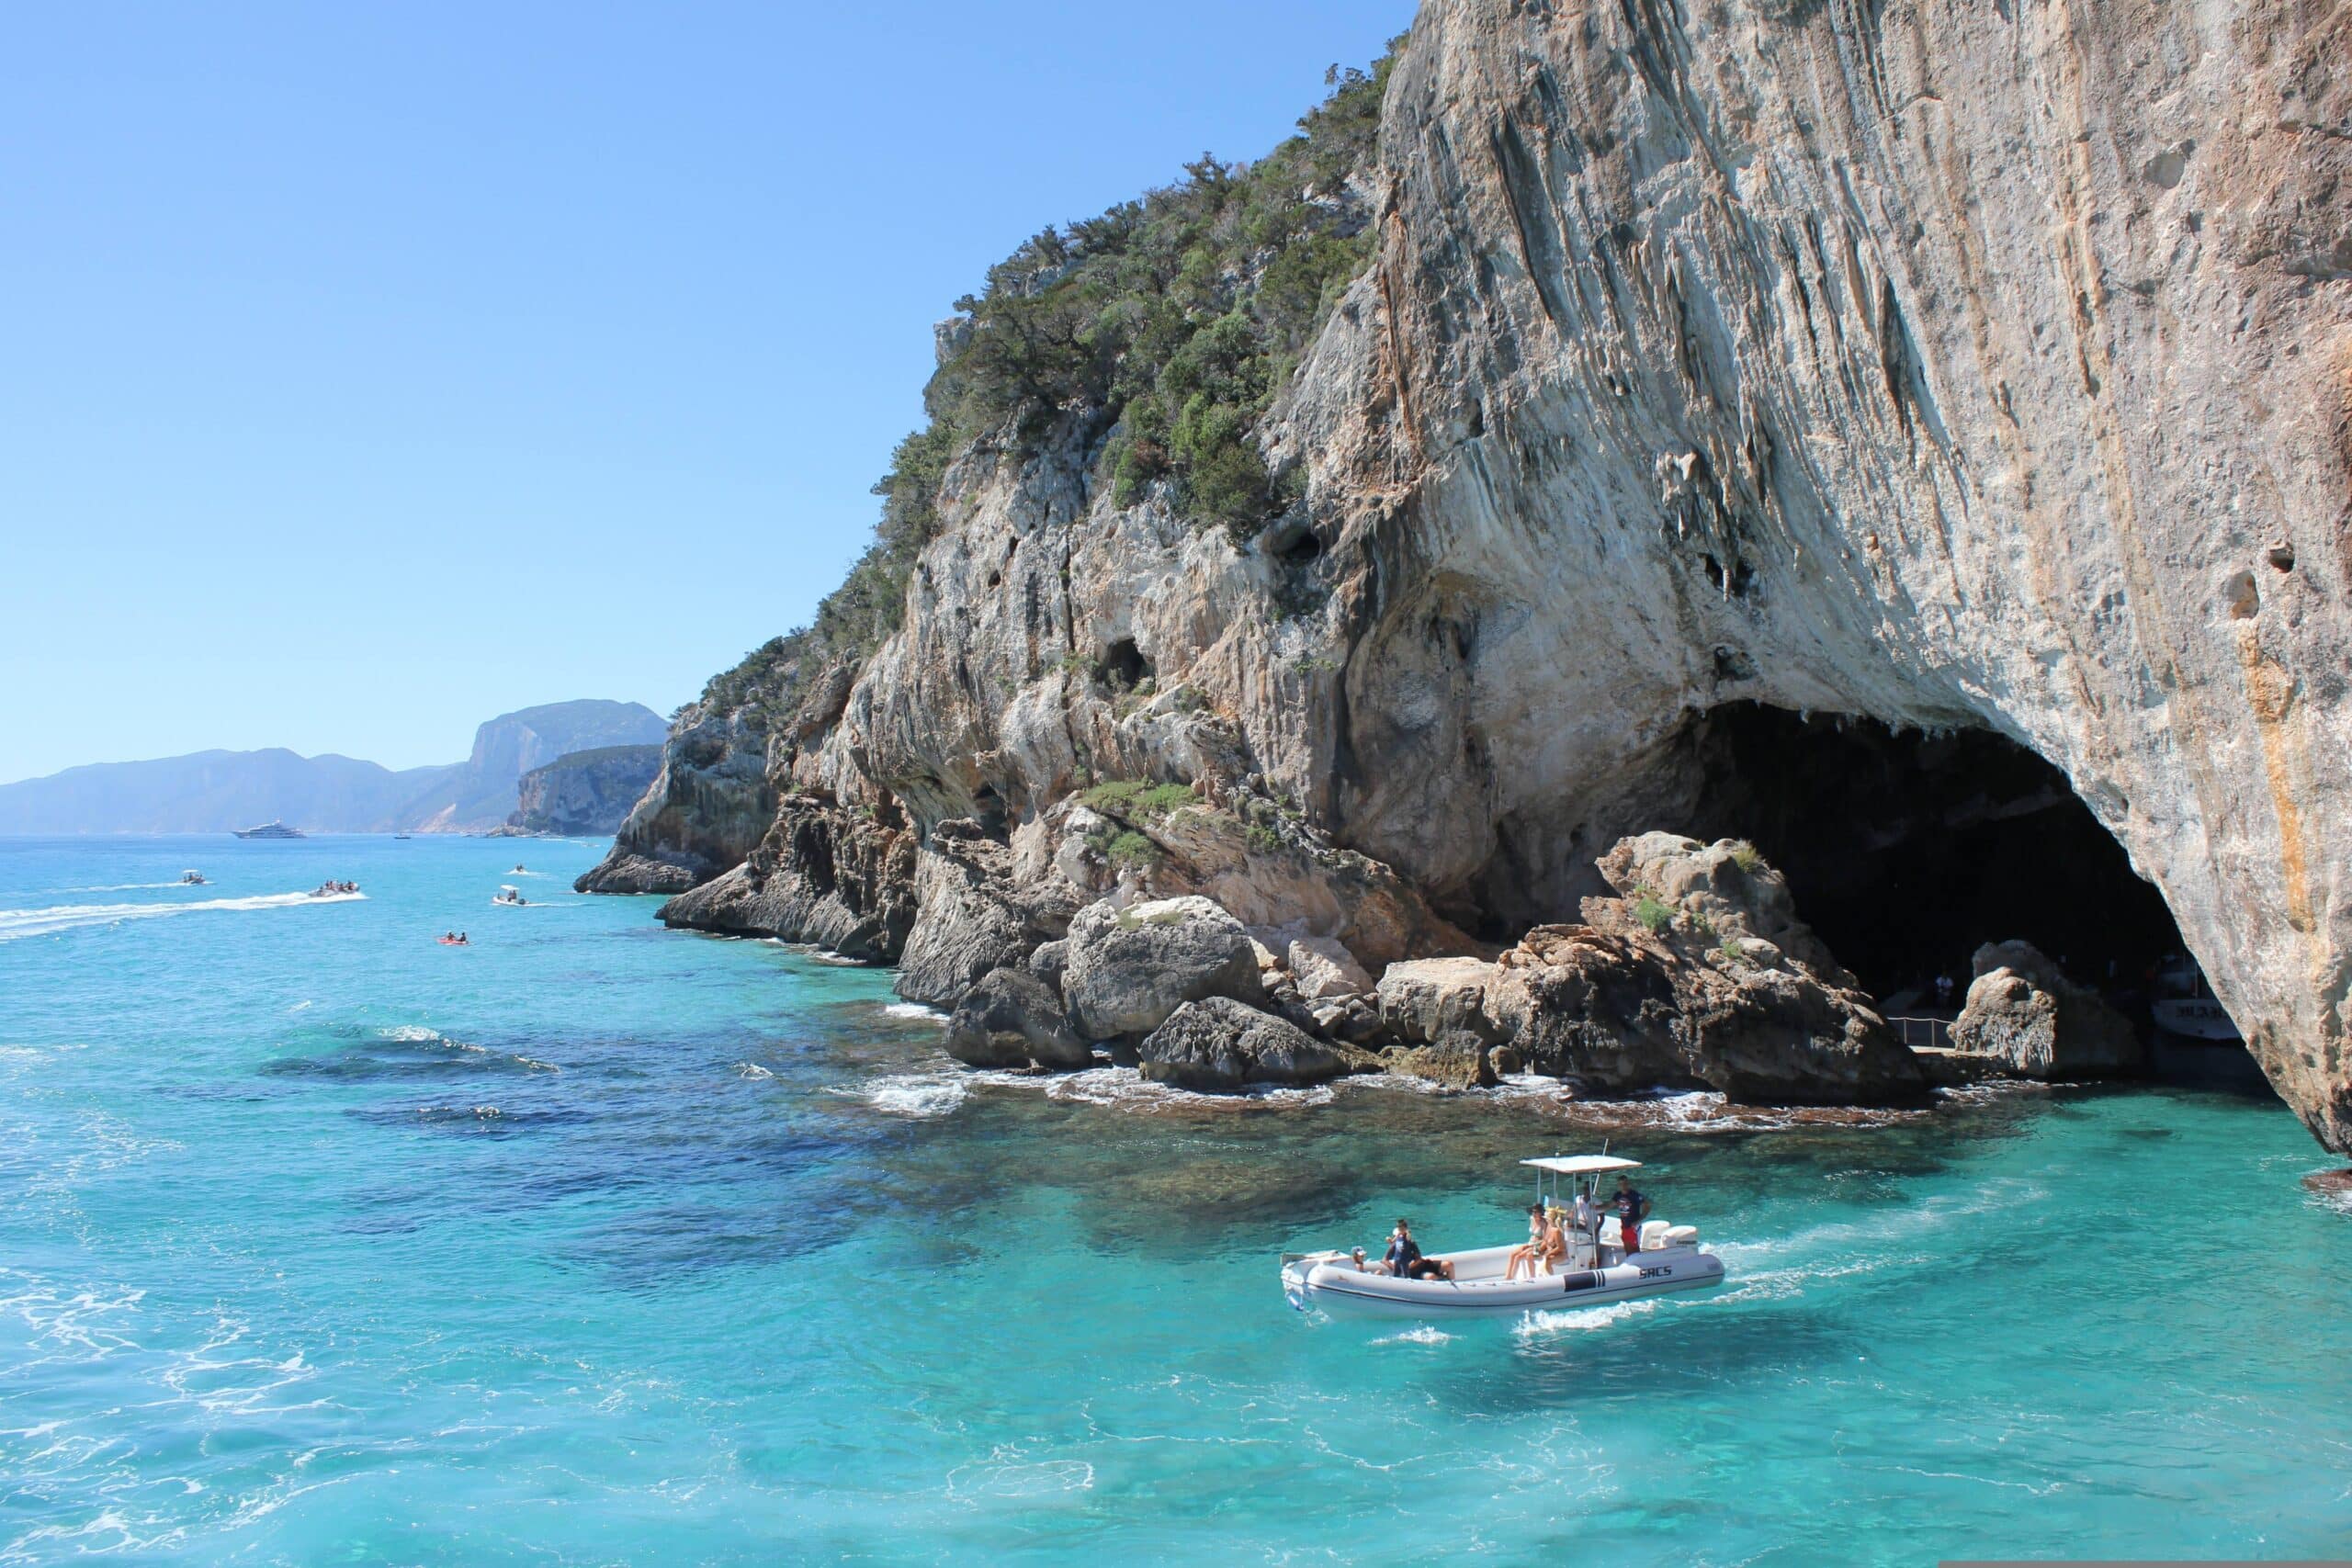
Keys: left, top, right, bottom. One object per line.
{"left": 2, "top": 833, "right": 2346, "bottom": 1564}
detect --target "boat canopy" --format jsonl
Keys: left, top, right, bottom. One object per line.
{"left": 1521, "top": 1155, "right": 1642, "bottom": 1175}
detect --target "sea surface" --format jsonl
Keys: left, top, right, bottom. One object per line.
{"left": 1, "top": 833, "right": 2346, "bottom": 1564}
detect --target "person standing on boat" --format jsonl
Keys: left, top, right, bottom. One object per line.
{"left": 1573, "top": 1187, "right": 1598, "bottom": 1258}
{"left": 1612, "top": 1176, "right": 1650, "bottom": 1256}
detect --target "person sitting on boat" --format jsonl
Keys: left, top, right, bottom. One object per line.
{"left": 1385, "top": 1218, "right": 1453, "bottom": 1281}
{"left": 1612, "top": 1175, "right": 1651, "bottom": 1256}
{"left": 1505, "top": 1203, "right": 1548, "bottom": 1280}
{"left": 1348, "top": 1246, "right": 1391, "bottom": 1277}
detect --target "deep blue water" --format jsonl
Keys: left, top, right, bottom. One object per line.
{"left": 1, "top": 833, "right": 2346, "bottom": 1564}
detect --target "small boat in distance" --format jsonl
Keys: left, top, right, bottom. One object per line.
{"left": 2153, "top": 954, "right": 2241, "bottom": 1044}
{"left": 180, "top": 870, "right": 208, "bottom": 886}
{"left": 492, "top": 886, "right": 527, "bottom": 907}
{"left": 393, "top": 833, "right": 413, "bottom": 840}
{"left": 232, "top": 821, "right": 305, "bottom": 840}
{"left": 1282, "top": 1154, "right": 1727, "bottom": 1321}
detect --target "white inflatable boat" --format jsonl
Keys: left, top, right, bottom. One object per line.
{"left": 1281, "top": 1154, "right": 1726, "bottom": 1321}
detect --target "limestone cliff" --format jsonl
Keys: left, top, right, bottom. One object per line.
{"left": 507, "top": 745, "right": 662, "bottom": 836}
{"left": 601, "top": 1, "right": 2352, "bottom": 1148}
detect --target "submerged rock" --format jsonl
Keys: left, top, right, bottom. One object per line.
{"left": 944, "top": 967, "right": 1091, "bottom": 1071}
{"left": 1952, "top": 941, "right": 2145, "bottom": 1080}
{"left": 1137, "top": 997, "right": 1354, "bottom": 1093}
{"left": 1061, "top": 896, "right": 1264, "bottom": 1042}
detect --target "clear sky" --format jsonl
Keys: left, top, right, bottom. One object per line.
{"left": 0, "top": 1, "right": 1417, "bottom": 784}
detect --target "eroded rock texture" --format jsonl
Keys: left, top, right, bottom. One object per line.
{"left": 612, "top": 0, "right": 2351, "bottom": 1146}
{"left": 1285, "top": 0, "right": 2348, "bottom": 1145}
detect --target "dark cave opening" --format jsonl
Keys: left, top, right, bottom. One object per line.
{"left": 1101, "top": 637, "right": 1150, "bottom": 691}
{"left": 1668, "top": 705, "right": 2224, "bottom": 1052}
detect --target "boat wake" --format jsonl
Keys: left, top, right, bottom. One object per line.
{"left": 0, "top": 890, "right": 365, "bottom": 942}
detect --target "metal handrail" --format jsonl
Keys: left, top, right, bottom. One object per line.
{"left": 1888, "top": 1015, "right": 1953, "bottom": 1051}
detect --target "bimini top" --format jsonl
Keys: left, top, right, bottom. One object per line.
{"left": 1521, "top": 1155, "right": 1643, "bottom": 1175}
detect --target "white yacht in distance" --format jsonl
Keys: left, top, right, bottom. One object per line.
{"left": 1281, "top": 1154, "right": 1727, "bottom": 1320}
{"left": 232, "top": 820, "right": 305, "bottom": 839}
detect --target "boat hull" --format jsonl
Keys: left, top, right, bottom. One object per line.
{"left": 1284, "top": 1244, "right": 1725, "bottom": 1320}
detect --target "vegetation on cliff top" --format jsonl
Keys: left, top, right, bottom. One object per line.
{"left": 698, "top": 41, "right": 1400, "bottom": 729}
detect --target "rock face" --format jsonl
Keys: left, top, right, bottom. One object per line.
{"left": 656, "top": 795, "right": 914, "bottom": 959}
{"left": 944, "top": 968, "right": 1091, "bottom": 1071}
{"left": 577, "top": 703, "right": 776, "bottom": 895}
{"left": 507, "top": 745, "right": 662, "bottom": 836}
{"left": 1061, "top": 897, "right": 1265, "bottom": 1042}
{"left": 1137, "top": 997, "right": 1355, "bottom": 1093}
{"left": 614, "top": 1, "right": 2352, "bottom": 1149}
{"left": 1953, "top": 940, "right": 2147, "bottom": 1079}
{"left": 894, "top": 820, "right": 1081, "bottom": 1007}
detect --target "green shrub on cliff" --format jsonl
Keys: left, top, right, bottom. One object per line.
{"left": 1079, "top": 779, "right": 1196, "bottom": 820}
{"left": 704, "top": 42, "right": 1403, "bottom": 731}
{"left": 929, "top": 44, "right": 1401, "bottom": 536}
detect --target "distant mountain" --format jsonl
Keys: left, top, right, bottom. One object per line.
{"left": 391, "top": 701, "right": 670, "bottom": 831}
{"left": 0, "top": 700, "right": 669, "bottom": 835}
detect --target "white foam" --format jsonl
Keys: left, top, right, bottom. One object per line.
{"left": 379, "top": 1025, "right": 442, "bottom": 1043}
{"left": 1514, "top": 1296, "right": 1662, "bottom": 1337}
{"left": 1372, "top": 1325, "right": 1454, "bottom": 1346}
{"left": 0, "top": 889, "right": 365, "bottom": 942}
{"left": 883, "top": 1002, "right": 947, "bottom": 1021}
{"left": 53, "top": 881, "right": 189, "bottom": 893}
{"left": 859, "top": 1074, "right": 970, "bottom": 1118}
{"left": 736, "top": 1062, "right": 776, "bottom": 1079}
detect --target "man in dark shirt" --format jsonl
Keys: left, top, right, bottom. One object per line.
{"left": 1385, "top": 1218, "right": 1453, "bottom": 1280}
{"left": 1613, "top": 1176, "right": 1650, "bottom": 1256}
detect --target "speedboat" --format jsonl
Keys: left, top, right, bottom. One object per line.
{"left": 180, "top": 870, "right": 208, "bottom": 886}
{"left": 492, "top": 886, "right": 526, "bottom": 906}
{"left": 1281, "top": 1154, "right": 1726, "bottom": 1320}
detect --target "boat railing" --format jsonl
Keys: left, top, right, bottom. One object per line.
{"left": 1888, "top": 1015, "right": 1953, "bottom": 1051}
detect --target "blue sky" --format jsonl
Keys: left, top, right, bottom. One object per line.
{"left": 0, "top": 1, "right": 1416, "bottom": 783}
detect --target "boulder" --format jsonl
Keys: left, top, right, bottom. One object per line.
{"left": 1137, "top": 998, "right": 1353, "bottom": 1093}
{"left": 1288, "top": 935, "right": 1374, "bottom": 1001}
{"left": 1386, "top": 1030, "right": 1500, "bottom": 1090}
{"left": 1951, "top": 941, "right": 2145, "bottom": 1079}
{"left": 1061, "top": 896, "right": 1264, "bottom": 1041}
{"left": 943, "top": 967, "right": 1092, "bottom": 1071}
{"left": 1475, "top": 838, "right": 1929, "bottom": 1106}
{"left": 1026, "top": 939, "right": 1070, "bottom": 990}
{"left": 1374, "top": 956, "right": 1502, "bottom": 1044}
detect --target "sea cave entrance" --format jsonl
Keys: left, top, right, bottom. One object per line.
{"left": 1659, "top": 704, "right": 2264, "bottom": 1088}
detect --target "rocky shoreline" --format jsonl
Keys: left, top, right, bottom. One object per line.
{"left": 579, "top": 0, "right": 2348, "bottom": 1149}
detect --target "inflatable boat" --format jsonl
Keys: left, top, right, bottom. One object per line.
{"left": 1281, "top": 1154, "right": 1726, "bottom": 1321}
